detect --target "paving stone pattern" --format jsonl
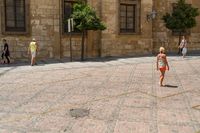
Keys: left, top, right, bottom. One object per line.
{"left": 0, "top": 56, "right": 200, "bottom": 133}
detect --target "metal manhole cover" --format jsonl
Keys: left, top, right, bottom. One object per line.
{"left": 69, "top": 108, "right": 89, "bottom": 118}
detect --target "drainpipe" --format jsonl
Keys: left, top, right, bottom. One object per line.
{"left": 152, "top": 0, "right": 155, "bottom": 55}
{"left": 59, "top": 0, "right": 62, "bottom": 59}
{"left": 99, "top": 0, "right": 102, "bottom": 57}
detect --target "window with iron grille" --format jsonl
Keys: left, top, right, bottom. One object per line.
{"left": 63, "top": 0, "right": 81, "bottom": 33}
{"left": 4, "top": 0, "right": 26, "bottom": 32}
{"left": 119, "top": 0, "right": 140, "bottom": 34}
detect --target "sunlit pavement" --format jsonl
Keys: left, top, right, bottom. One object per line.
{"left": 0, "top": 56, "right": 200, "bottom": 133}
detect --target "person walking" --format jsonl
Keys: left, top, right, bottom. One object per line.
{"left": 28, "top": 38, "right": 38, "bottom": 66}
{"left": 1, "top": 39, "right": 10, "bottom": 64}
{"left": 157, "top": 47, "right": 169, "bottom": 87}
{"left": 178, "top": 36, "right": 187, "bottom": 57}
{"left": 180, "top": 36, "right": 187, "bottom": 58}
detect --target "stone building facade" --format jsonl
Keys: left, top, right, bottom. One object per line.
{"left": 0, "top": 0, "right": 200, "bottom": 61}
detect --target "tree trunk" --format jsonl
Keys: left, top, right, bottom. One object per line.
{"left": 81, "top": 30, "right": 85, "bottom": 61}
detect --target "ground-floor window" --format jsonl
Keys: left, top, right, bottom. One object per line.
{"left": 2, "top": 0, "right": 30, "bottom": 34}
{"left": 63, "top": 0, "right": 81, "bottom": 34}
{"left": 5, "top": 0, "right": 25, "bottom": 32}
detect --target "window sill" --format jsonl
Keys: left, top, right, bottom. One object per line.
{"left": 63, "top": 32, "right": 82, "bottom": 35}
{"left": 2, "top": 31, "right": 30, "bottom": 36}
{"left": 62, "top": 31, "right": 88, "bottom": 37}
{"left": 119, "top": 32, "right": 142, "bottom": 35}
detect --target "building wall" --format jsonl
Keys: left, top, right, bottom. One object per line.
{"left": 152, "top": 0, "right": 200, "bottom": 54}
{"left": 0, "top": 0, "right": 101, "bottom": 60}
{"left": 0, "top": 0, "right": 200, "bottom": 61}
{"left": 0, "top": 0, "right": 61, "bottom": 61}
{"left": 100, "top": 0, "right": 154, "bottom": 57}
{"left": 61, "top": 0, "right": 102, "bottom": 59}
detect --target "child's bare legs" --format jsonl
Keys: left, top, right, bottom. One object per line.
{"left": 159, "top": 70, "right": 165, "bottom": 86}
{"left": 31, "top": 56, "right": 35, "bottom": 66}
{"left": 30, "top": 52, "right": 36, "bottom": 66}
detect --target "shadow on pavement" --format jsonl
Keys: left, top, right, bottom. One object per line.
{"left": 0, "top": 54, "right": 199, "bottom": 68}
{"left": 164, "top": 84, "right": 178, "bottom": 88}
{"left": 0, "top": 55, "right": 153, "bottom": 68}
{"left": 0, "top": 67, "right": 17, "bottom": 77}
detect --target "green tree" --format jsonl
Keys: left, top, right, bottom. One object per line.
{"left": 162, "top": 0, "right": 199, "bottom": 45}
{"left": 71, "top": 0, "right": 106, "bottom": 61}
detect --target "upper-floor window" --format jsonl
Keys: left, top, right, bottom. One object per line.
{"left": 5, "top": 0, "right": 26, "bottom": 32}
{"left": 119, "top": 0, "right": 140, "bottom": 34}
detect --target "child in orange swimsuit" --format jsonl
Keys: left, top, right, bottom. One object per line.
{"left": 156, "top": 47, "right": 169, "bottom": 86}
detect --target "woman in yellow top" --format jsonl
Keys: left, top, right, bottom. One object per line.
{"left": 28, "top": 38, "right": 38, "bottom": 66}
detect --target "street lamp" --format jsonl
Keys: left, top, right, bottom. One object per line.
{"left": 147, "top": 10, "right": 157, "bottom": 22}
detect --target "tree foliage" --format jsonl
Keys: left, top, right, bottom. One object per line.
{"left": 162, "top": 0, "right": 199, "bottom": 33}
{"left": 70, "top": 0, "right": 106, "bottom": 61}
{"left": 71, "top": 1, "right": 106, "bottom": 31}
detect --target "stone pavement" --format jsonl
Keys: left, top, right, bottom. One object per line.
{"left": 0, "top": 56, "right": 200, "bottom": 133}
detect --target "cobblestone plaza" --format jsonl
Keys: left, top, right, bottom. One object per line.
{"left": 1, "top": 0, "right": 200, "bottom": 60}
{"left": 0, "top": 56, "right": 200, "bottom": 133}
